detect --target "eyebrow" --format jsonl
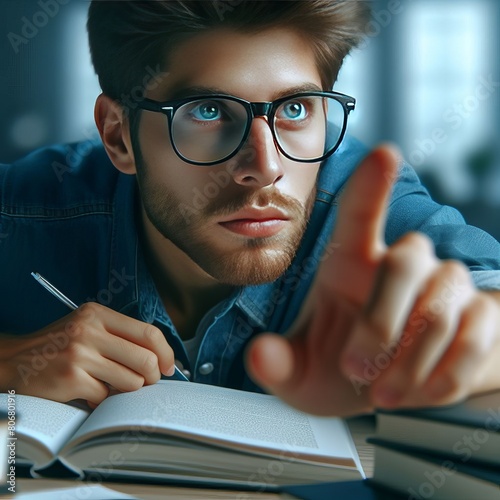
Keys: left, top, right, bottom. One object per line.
{"left": 166, "top": 83, "right": 323, "bottom": 101}
{"left": 272, "top": 83, "right": 324, "bottom": 99}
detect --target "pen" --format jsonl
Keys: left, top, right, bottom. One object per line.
{"left": 30, "top": 271, "right": 189, "bottom": 382}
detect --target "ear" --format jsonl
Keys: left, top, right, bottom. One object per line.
{"left": 94, "top": 94, "right": 137, "bottom": 175}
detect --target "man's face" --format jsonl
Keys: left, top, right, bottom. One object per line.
{"left": 136, "top": 28, "right": 323, "bottom": 286}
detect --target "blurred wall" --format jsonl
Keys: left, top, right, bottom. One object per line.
{"left": 336, "top": 0, "right": 500, "bottom": 240}
{"left": 0, "top": 0, "right": 100, "bottom": 160}
{"left": 1, "top": 0, "right": 499, "bottom": 240}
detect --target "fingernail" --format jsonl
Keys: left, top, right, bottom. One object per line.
{"left": 165, "top": 364, "right": 176, "bottom": 377}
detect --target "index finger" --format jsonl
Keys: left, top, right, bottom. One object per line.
{"left": 332, "top": 144, "right": 401, "bottom": 261}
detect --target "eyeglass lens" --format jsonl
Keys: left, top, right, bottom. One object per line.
{"left": 171, "top": 95, "right": 346, "bottom": 163}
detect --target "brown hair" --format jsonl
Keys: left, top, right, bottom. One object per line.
{"left": 87, "top": 1, "right": 371, "bottom": 163}
{"left": 87, "top": 0, "right": 371, "bottom": 100}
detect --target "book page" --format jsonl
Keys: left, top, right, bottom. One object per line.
{"left": 0, "top": 393, "right": 90, "bottom": 465}
{"left": 65, "top": 382, "right": 357, "bottom": 464}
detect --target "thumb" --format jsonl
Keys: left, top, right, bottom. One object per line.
{"left": 245, "top": 333, "right": 300, "bottom": 394}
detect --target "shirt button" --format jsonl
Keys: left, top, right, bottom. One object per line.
{"left": 198, "top": 362, "right": 214, "bottom": 375}
{"left": 182, "top": 369, "right": 191, "bottom": 380}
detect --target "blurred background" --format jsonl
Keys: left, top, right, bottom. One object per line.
{"left": 1, "top": 0, "right": 499, "bottom": 240}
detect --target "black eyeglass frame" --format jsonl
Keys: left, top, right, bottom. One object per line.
{"left": 137, "top": 90, "right": 356, "bottom": 166}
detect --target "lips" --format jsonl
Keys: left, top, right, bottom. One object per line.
{"left": 218, "top": 207, "right": 290, "bottom": 238}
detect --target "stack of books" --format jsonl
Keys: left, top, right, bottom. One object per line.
{"left": 369, "top": 390, "right": 500, "bottom": 499}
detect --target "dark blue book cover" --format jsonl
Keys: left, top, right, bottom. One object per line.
{"left": 376, "top": 391, "right": 500, "bottom": 465}
{"left": 369, "top": 438, "right": 500, "bottom": 485}
{"left": 282, "top": 479, "right": 406, "bottom": 499}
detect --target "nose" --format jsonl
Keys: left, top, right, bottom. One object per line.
{"left": 230, "top": 117, "right": 284, "bottom": 188}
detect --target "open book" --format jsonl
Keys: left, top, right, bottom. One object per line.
{"left": 1, "top": 381, "right": 364, "bottom": 489}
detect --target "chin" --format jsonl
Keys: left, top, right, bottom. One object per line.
{"left": 200, "top": 246, "right": 295, "bottom": 286}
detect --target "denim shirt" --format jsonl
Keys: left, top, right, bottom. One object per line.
{"left": 1, "top": 135, "right": 499, "bottom": 392}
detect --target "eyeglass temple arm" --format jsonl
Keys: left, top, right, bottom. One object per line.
{"left": 136, "top": 98, "right": 170, "bottom": 113}
{"left": 346, "top": 100, "right": 355, "bottom": 113}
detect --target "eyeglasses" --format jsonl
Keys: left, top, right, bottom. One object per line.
{"left": 137, "top": 91, "right": 355, "bottom": 166}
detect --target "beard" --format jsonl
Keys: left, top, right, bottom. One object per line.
{"left": 136, "top": 164, "right": 316, "bottom": 287}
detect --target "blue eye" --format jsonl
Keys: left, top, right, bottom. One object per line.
{"left": 282, "top": 101, "right": 307, "bottom": 120}
{"left": 191, "top": 101, "right": 221, "bottom": 121}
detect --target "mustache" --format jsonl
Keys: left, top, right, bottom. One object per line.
{"left": 205, "top": 188, "right": 305, "bottom": 219}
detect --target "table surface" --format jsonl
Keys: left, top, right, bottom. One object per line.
{"left": 7, "top": 415, "right": 377, "bottom": 500}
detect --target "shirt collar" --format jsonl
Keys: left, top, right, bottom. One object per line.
{"left": 234, "top": 280, "right": 280, "bottom": 329}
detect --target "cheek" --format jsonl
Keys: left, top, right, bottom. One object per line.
{"left": 139, "top": 114, "right": 174, "bottom": 162}
{"left": 284, "top": 163, "right": 320, "bottom": 204}
{"left": 139, "top": 128, "right": 225, "bottom": 209}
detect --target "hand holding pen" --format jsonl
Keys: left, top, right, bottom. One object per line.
{"left": 31, "top": 272, "right": 188, "bottom": 382}
{"left": 0, "top": 273, "right": 183, "bottom": 407}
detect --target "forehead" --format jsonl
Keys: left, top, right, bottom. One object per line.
{"left": 153, "top": 28, "right": 322, "bottom": 101}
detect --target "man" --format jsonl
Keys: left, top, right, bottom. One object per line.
{"left": 0, "top": 1, "right": 499, "bottom": 417}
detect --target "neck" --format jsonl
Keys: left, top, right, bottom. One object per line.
{"left": 138, "top": 207, "right": 234, "bottom": 340}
